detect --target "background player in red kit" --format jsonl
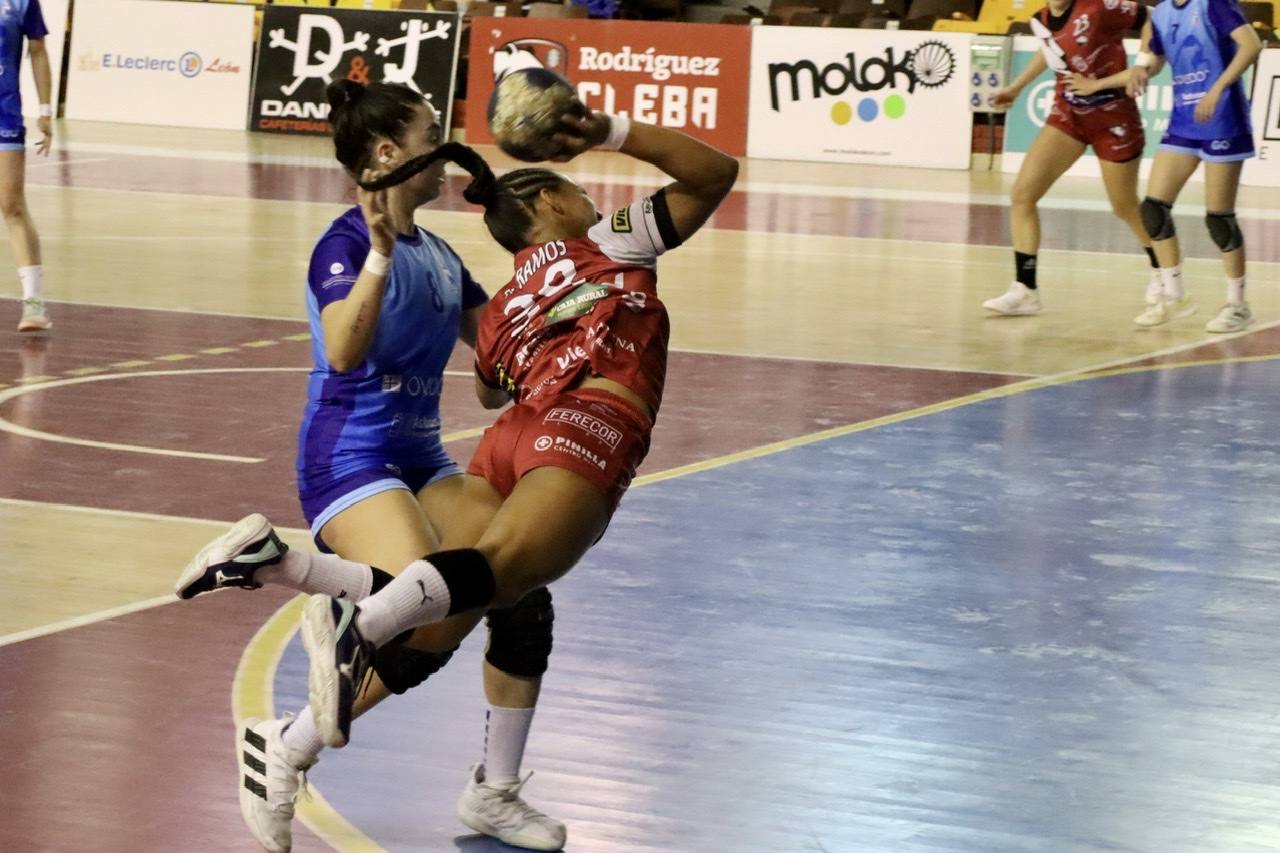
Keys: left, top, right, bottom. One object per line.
{"left": 983, "top": 0, "right": 1162, "bottom": 316}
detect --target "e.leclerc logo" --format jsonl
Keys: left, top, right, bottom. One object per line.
{"left": 79, "top": 50, "right": 240, "bottom": 78}
{"left": 768, "top": 39, "right": 956, "bottom": 125}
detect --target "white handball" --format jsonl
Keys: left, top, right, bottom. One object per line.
{"left": 486, "top": 67, "right": 585, "bottom": 162}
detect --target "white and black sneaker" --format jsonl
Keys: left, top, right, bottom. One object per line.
{"left": 301, "top": 595, "right": 372, "bottom": 748}
{"left": 456, "top": 763, "right": 567, "bottom": 851}
{"left": 238, "top": 716, "right": 315, "bottom": 853}
{"left": 175, "top": 514, "right": 287, "bottom": 600}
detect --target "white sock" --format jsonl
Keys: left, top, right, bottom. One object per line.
{"left": 18, "top": 265, "right": 42, "bottom": 301}
{"left": 1227, "top": 275, "right": 1246, "bottom": 305}
{"left": 484, "top": 705, "right": 536, "bottom": 786}
{"left": 1160, "top": 265, "right": 1184, "bottom": 300}
{"left": 256, "top": 550, "right": 374, "bottom": 601}
{"left": 354, "top": 558, "right": 452, "bottom": 646}
{"left": 281, "top": 706, "right": 325, "bottom": 764}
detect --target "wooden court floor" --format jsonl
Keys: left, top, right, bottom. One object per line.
{"left": 1, "top": 120, "right": 1279, "bottom": 851}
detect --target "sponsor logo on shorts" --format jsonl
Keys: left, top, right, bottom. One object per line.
{"left": 1209, "top": 138, "right": 1231, "bottom": 151}
{"left": 544, "top": 408, "right": 623, "bottom": 449}
{"left": 550, "top": 435, "right": 608, "bottom": 470}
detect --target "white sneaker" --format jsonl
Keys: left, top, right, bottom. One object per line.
{"left": 1134, "top": 294, "right": 1197, "bottom": 327}
{"left": 238, "top": 716, "right": 316, "bottom": 853}
{"left": 174, "top": 513, "right": 287, "bottom": 600}
{"left": 1205, "top": 301, "right": 1253, "bottom": 333}
{"left": 17, "top": 297, "right": 50, "bottom": 332}
{"left": 982, "top": 282, "right": 1042, "bottom": 315}
{"left": 1145, "top": 272, "right": 1162, "bottom": 305}
{"left": 456, "top": 763, "right": 567, "bottom": 851}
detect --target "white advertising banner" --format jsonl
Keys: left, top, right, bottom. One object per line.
{"left": 65, "top": 0, "right": 254, "bottom": 130}
{"left": 19, "top": 0, "right": 68, "bottom": 123}
{"left": 747, "top": 28, "right": 972, "bottom": 168}
{"left": 1242, "top": 48, "right": 1280, "bottom": 189}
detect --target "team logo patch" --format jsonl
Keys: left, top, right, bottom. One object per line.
{"left": 611, "top": 207, "right": 632, "bottom": 233}
{"left": 545, "top": 408, "right": 623, "bottom": 450}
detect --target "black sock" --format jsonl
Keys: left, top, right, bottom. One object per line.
{"left": 370, "top": 567, "right": 395, "bottom": 594}
{"left": 427, "top": 549, "right": 498, "bottom": 615}
{"left": 1144, "top": 247, "right": 1159, "bottom": 268}
{"left": 1015, "top": 252, "right": 1037, "bottom": 289}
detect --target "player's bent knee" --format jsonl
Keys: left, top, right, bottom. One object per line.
{"left": 1140, "top": 197, "right": 1175, "bottom": 241}
{"left": 1205, "top": 211, "right": 1243, "bottom": 252}
{"left": 485, "top": 587, "right": 554, "bottom": 677}
{"left": 372, "top": 643, "right": 457, "bottom": 694}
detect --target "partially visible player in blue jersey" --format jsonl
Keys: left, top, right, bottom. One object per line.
{"left": 1, "top": 0, "right": 53, "bottom": 332}
{"left": 1128, "top": 0, "right": 1262, "bottom": 330}
{"left": 175, "top": 80, "right": 566, "bottom": 853}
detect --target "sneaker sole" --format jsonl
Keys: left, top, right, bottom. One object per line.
{"left": 301, "top": 596, "right": 351, "bottom": 749}
{"left": 983, "top": 306, "right": 1042, "bottom": 316}
{"left": 456, "top": 805, "right": 566, "bottom": 852}
{"left": 1206, "top": 319, "right": 1253, "bottom": 334}
{"left": 174, "top": 513, "right": 273, "bottom": 600}
{"left": 17, "top": 321, "right": 51, "bottom": 333}
{"left": 236, "top": 719, "right": 289, "bottom": 853}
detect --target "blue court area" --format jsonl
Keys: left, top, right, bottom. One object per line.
{"left": 275, "top": 360, "right": 1280, "bottom": 852}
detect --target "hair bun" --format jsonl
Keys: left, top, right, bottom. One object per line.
{"left": 326, "top": 79, "right": 366, "bottom": 114}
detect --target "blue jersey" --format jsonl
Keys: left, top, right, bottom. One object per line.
{"left": 0, "top": 0, "right": 47, "bottom": 121}
{"left": 297, "top": 207, "right": 488, "bottom": 478}
{"left": 1149, "top": 0, "right": 1251, "bottom": 140}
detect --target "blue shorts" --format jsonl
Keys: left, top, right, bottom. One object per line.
{"left": 1159, "top": 131, "right": 1255, "bottom": 163}
{"left": 298, "top": 460, "right": 463, "bottom": 551}
{"left": 0, "top": 120, "right": 25, "bottom": 152}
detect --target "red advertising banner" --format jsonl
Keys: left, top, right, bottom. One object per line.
{"left": 465, "top": 20, "right": 749, "bottom": 156}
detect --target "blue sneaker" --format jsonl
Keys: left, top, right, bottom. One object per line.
{"left": 301, "top": 595, "right": 372, "bottom": 748}
{"left": 175, "top": 514, "right": 286, "bottom": 600}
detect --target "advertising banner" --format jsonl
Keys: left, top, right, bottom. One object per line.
{"left": 1242, "top": 48, "right": 1280, "bottom": 188}
{"left": 250, "top": 6, "right": 460, "bottom": 136}
{"left": 746, "top": 28, "right": 973, "bottom": 168}
{"left": 465, "top": 19, "right": 750, "bottom": 155}
{"left": 64, "top": 0, "right": 254, "bottom": 130}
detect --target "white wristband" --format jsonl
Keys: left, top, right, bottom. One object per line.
{"left": 1134, "top": 52, "right": 1154, "bottom": 69}
{"left": 38, "top": 104, "right": 51, "bottom": 118}
{"left": 598, "top": 114, "right": 631, "bottom": 151}
{"left": 363, "top": 249, "right": 391, "bottom": 276}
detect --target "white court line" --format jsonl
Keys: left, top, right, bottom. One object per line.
{"left": 0, "top": 497, "right": 310, "bottom": 648}
{"left": 51, "top": 139, "right": 1280, "bottom": 220}
{"left": 1, "top": 333, "right": 1275, "bottom": 646}
{"left": 26, "top": 157, "right": 113, "bottom": 170}
{"left": 0, "top": 367, "right": 478, "bottom": 462}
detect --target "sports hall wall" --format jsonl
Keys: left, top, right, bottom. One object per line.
{"left": 51, "top": 0, "right": 1280, "bottom": 185}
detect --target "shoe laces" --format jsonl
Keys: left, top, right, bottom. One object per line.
{"left": 265, "top": 716, "right": 314, "bottom": 813}
{"left": 477, "top": 772, "right": 553, "bottom": 826}
{"left": 20, "top": 298, "right": 45, "bottom": 313}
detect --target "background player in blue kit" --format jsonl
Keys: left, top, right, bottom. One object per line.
{"left": 176, "top": 81, "right": 566, "bottom": 852}
{"left": 1, "top": 0, "right": 53, "bottom": 332}
{"left": 1126, "top": 0, "right": 1263, "bottom": 330}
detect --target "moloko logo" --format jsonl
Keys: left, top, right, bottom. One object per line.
{"left": 767, "top": 40, "right": 956, "bottom": 127}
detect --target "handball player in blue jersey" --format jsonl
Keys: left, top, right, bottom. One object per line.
{"left": 0, "top": 0, "right": 53, "bottom": 332}
{"left": 1126, "top": 0, "right": 1262, "bottom": 329}
{"left": 176, "top": 81, "right": 565, "bottom": 852}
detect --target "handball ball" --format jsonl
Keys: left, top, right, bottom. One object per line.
{"left": 487, "top": 67, "right": 584, "bottom": 162}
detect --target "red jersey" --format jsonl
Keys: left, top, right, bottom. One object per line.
{"left": 1030, "top": 0, "right": 1144, "bottom": 108}
{"left": 474, "top": 194, "right": 677, "bottom": 416}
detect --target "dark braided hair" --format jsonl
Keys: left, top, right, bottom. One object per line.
{"left": 326, "top": 79, "right": 425, "bottom": 176}
{"left": 351, "top": 136, "right": 571, "bottom": 256}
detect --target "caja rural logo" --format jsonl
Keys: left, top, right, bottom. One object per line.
{"left": 767, "top": 39, "right": 956, "bottom": 125}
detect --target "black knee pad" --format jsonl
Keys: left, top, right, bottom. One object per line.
{"left": 373, "top": 643, "right": 456, "bottom": 695}
{"left": 1140, "top": 197, "right": 1175, "bottom": 241}
{"left": 1205, "top": 211, "right": 1243, "bottom": 252}
{"left": 485, "top": 588, "right": 554, "bottom": 678}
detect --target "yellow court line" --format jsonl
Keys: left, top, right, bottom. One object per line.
{"left": 236, "top": 348, "right": 1280, "bottom": 849}
{"left": 231, "top": 596, "right": 385, "bottom": 853}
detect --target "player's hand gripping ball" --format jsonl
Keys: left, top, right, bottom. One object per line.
{"left": 487, "top": 67, "right": 586, "bottom": 162}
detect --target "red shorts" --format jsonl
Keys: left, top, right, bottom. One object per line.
{"left": 466, "top": 387, "right": 652, "bottom": 513}
{"left": 1047, "top": 96, "right": 1144, "bottom": 163}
